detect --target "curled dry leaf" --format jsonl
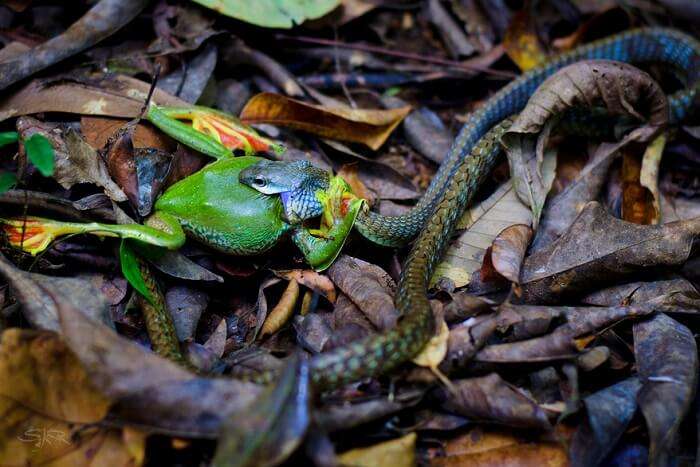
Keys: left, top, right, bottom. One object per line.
{"left": 327, "top": 255, "right": 398, "bottom": 331}
{"left": 261, "top": 279, "right": 300, "bottom": 338}
{"left": 475, "top": 304, "right": 653, "bottom": 363}
{"left": 634, "top": 313, "right": 698, "bottom": 466}
{"left": 275, "top": 269, "right": 336, "bottom": 303}
{"left": 532, "top": 141, "right": 623, "bottom": 251}
{"left": 441, "top": 373, "right": 551, "bottom": 429}
{"left": 0, "top": 254, "right": 112, "bottom": 331}
{"left": 166, "top": 286, "right": 209, "bottom": 341}
{"left": 491, "top": 224, "right": 533, "bottom": 283}
{"left": 240, "top": 92, "right": 411, "bottom": 150}
{"left": 502, "top": 60, "right": 668, "bottom": 227}
{"left": 204, "top": 318, "right": 227, "bottom": 358}
{"left": 338, "top": 432, "right": 416, "bottom": 467}
{"left": 521, "top": 202, "right": 700, "bottom": 303}
{"left": 622, "top": 133, "right": 667, "bottom": 224}
{"left": 433, "top": 182, "right": 533, "bottom": 288}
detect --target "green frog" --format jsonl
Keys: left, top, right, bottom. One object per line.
{"left": 1, "top": 155, "right": 363, "bottom": 272}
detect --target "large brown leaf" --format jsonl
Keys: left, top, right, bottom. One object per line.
{"left": 521, "top": 202, "right": 700, "bottom": 303}
{"left": 240, "top": 92, "right": 411, "bottom": 150}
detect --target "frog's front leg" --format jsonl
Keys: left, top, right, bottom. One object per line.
{"left": 292, "top": 197, "right": 364, "bottom": 271}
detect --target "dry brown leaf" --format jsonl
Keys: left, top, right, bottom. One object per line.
{"left": 338, "top": 432, "right": 416, "bottom": 467}
{"left": 274, "top": 269, "right": 337, "bottom": 303}
{"left": 503, "top": 8, "right": 548, "bottom": 71}
{"left": 621, "top": 133, "right": 666, "bottom": 224}
{"left": 240, "top": 92, "right": 411, "bottom": 150}
{"left": 491, "top": 224, "right": 533, "bottom": 283}
{"left": 0, "top": 74, "right": 186, "bottom": 122}
{"left": 0, "top": 329, "right": 144, "bottom": 466}
{"left": 81, "top": 116, "right": 175, "bottom": 151}
{"left": 502, "top": 60, "right": 668, "bottom": 227}
{"left": 261, "top": 279, "right": 300, "bottom": 337}
{"left": 432, "top": 427, "right": 569, "bottom": 466}
{"left": 327, "top": 255, "right": 398, "bottom": 331}
{"left": 433, "top": 182, "right": 533, "bottom": 288}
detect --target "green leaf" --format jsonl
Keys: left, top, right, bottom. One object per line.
{"left": 24, "top": 134, "right": 55, "bottom": 177}
{"left": 0, "top": 172, "right": 16, "bottom": 194}
{"left": 189, "top": 0, "right": 340, "bottom": 28}
{"left": 119, "top": 240, "right": 155, "bottom": 304}
{"left": 0, "top": 131, "right": 18, "bottom": 148}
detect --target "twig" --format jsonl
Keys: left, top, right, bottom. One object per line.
{"left": 275, "top": 34, "right": 516, "bottom": 79}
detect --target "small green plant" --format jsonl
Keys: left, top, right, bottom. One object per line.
{"left": 0, "top": 131, "right": 55, "bottom": 195}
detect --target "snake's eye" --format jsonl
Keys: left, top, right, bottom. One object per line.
{"left": 254, "top": 177, "right": 267, "bottom": 187}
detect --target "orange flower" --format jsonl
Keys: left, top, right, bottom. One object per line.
{"left": 0, "top": 217, "right": 80, "bottom": 255}
{"left": 157, "top": 106, "right": 284, "bottom": 155}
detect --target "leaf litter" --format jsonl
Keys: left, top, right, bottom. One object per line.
{"left": 0, "top": 2, "right": 699, "bottom": 466}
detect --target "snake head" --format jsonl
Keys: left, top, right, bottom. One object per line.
{"left": 239, "top": 159, "right": 330, "bottom": 195}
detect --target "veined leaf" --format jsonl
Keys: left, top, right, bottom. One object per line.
{"left": 432, "top": 182, "right": 533, "bottom": 288}
{"left": 190, "top": 0, "right": 341, "bottom": 28}
{"left": 119, "top": 240, "right": 155, "bottom": 305}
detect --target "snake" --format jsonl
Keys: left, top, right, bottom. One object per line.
{"left": 242, "top": 27, "right": 700, "bottom": 390}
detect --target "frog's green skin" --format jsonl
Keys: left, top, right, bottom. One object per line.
{"left": 148, "top": 155, "right": 360, "bottom": 271}
{"left": 156, "top": 156, "right": 291, "bottom": 255}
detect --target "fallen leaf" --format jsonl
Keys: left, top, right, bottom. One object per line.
{"left": 521, "top": 202, "right": 700, "bottom": 303}
{"left": 503, "top": 7, "right": 547, "bottom": 71}
{"left": 0, "top": 74, "right": 186, "bottom": 122}
{"left": 338, "top": 432, "right": 416, "bottom": 467}
{"left": 204, "top": 318, "right": 227, "bottom": 358}
{"left": 503, "top": 60, "right": 667, "bottom": 227}
{"left": 475, "top": 304, "right": 653, "bottom": 363}
{"left": 240, "top": 92, "right": 411, "bottom": 150}
{"left": 192, "top": 0, "right": 341, "bottom": 28}
{"left": 639, "top": 133, "right": 667, "bottom": 223}
{"left": 81, "top": 116, "right": 175, "bottom": 151}
{"left": 0, "top": 254, "right": 113, "bottom": 331}
{"left": 0, "top": 329, "right": 142, "bottom": 466}
{"left": 532, "top": 141, "right": 622, "bottom": 251}
{"left": 274, "top": 269, "right": 336, "bottom": 302}
{"left": 433, "top": 182, "right": 533, "bottom": 288}
{"left": 261, "top": 279, "right": 300, "bottom": 338}
{"left": 0, "top": 329, "right": 111, "bottom": 424}
{"left": 432, "top": 426, "right": 569, "bottom": 466}
{"left": 634, "top": 313, "right": 698, "bottom": 466}
{"left": 491, "top": 224, "right": 533, "bottom": 283}
{"left": 15, "top": 116, "right": 127, "bottom": 201}
{"left": 570, "top": 378, "right": 641, "bottom": 467}
{"left": 213, "top": 354, "right": 311, "bottom": 467}
{"left": 440, "top": 373, "right": 551, "bottom": 429}
{"left": 166, "top": 285, "right": 209, "bottom": 341}
{"left": 63, "top": 128, "right": 128, "bottom": 201}
{"left": 327, "top": 255, "right": 398, "bottom": 331}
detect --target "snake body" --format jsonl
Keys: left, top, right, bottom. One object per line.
{"left": 246, "top": 28, "right": 700, "bottom": 390}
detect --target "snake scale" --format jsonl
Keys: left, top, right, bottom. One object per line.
{"left": 254, "top": 28, "right": 700, "bottom": 390}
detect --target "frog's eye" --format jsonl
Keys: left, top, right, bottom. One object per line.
{"left": 253, "top": 177, "right": 267, "bottom": 187}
